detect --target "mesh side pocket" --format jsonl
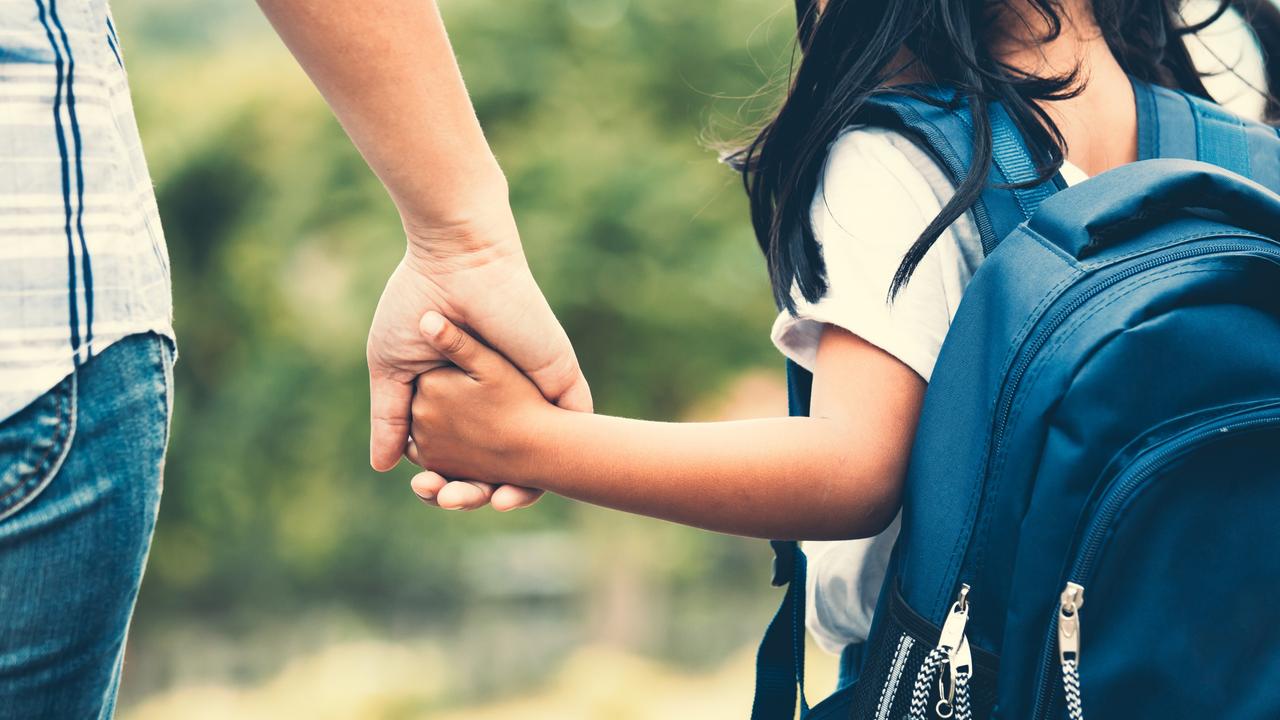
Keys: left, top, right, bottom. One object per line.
{"left": 847, "top": 581, "right": 999, "bottom": 719}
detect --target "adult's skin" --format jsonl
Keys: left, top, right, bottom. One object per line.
{"left": 257, "top": 0, "right": 592, "bottom": 511}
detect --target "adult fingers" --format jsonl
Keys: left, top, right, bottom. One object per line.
{"left": 554, "top": 374, "right": 593, "bottom": 413}
{"left": 435, "top": 479, "right": 496, "bottom": 510}
{"left": 490, "top": 484, "right": 545, "bottom": 512}
{"left": 411, "top": 459, "right": 538, "bottom": 513}
{"left": 369, "top": 374, "right": 412, "bottom": 471}
{"left": 502, "top": 297, "right": 593, "bottom": 412}
{"left": 410, "top": 470, "right": 447, "bottom": 507}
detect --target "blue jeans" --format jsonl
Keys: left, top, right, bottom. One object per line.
{"left": 0, "top": 333, "right": 173, "bottom": 719}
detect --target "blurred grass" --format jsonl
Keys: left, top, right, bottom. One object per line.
{"left": 124, "top": 641, "right": 840, "bottom": 720}
{"left": 106, "top": 0, "right": 823, "bottom": 716}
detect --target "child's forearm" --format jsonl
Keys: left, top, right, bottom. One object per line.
{"left": 409, "top": 315, "right": 920, "bottom": 534}
{"left": 512, "top": 410, "right": 901, "bottom": 540}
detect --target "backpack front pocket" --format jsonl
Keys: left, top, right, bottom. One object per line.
{"left": 1027, "top": 405, "right": 1280, "bottom": 720}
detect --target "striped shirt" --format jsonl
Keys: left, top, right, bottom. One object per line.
{"left": 1, "top": 0, "right": 172, "bottom": 422}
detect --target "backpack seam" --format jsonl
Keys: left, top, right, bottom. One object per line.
{"left": 1078, "top": 229, "right": 1271, "bottom": 270}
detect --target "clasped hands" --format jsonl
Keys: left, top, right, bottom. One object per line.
{"left": 404, "top": 311, "right": 565, "bottom": 509}
{"left": 365, "top": 205, "right": 590, "bottom": 511}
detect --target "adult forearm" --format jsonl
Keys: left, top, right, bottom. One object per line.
{"left": 257, "top": 0, "right": 504, "bottom": 235}
{"left": 518, "top": 411, "right": 900, "bottom": 540}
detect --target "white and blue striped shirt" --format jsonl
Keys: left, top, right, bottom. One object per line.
{"left": 1, "top": 0, "right": 172, "bottom": 421}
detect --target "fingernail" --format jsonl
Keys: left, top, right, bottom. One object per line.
{"left": 421, "top": 311, "right": 445, "bottom": 336}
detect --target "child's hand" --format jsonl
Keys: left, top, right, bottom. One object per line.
{"left": 408, "top": 311, "right": 557, "bottom": 502}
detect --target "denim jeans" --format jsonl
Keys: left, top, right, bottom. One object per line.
{"left": 0, "top": 333, "right": 173, "bottom": 719}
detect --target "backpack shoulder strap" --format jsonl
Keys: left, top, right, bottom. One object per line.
{"left": 750, "top": 360, "right": 814, "bottom": 720}
{"left": 1135, "top": 79, "right": 1280, "bottom": 190}
{"left": 857, "top": 88, "right": 1060, "bottom": 255}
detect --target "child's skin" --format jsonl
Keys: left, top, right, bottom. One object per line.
{"left": 408, "top": 311, "right": 922, "bottom": 540}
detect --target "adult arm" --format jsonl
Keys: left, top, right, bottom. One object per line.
{"left": 256, "top": 1, "right": 591, "bottom": 509}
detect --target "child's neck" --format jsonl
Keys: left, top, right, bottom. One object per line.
{"left": 992, "top": 0, "right": 1139, "bottom": 174}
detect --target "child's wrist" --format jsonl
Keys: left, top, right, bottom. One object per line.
{"left": 504, "top": 403, "right": 568, "bottom": 489}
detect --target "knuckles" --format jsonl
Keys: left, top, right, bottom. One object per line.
{"left": 442, "top": 329, "right": 469, "bottom": 357}
{"left": 414, "top": 372, "right": 434, "bottom": 395}
{"left": 409, "top": 394, "right": 435, "bottom": 427}
{"left": 414, "top": 367, "right": 468, "bottom": 398}
{"left": 411, "top": 367, "right": 475, "bottom": 433}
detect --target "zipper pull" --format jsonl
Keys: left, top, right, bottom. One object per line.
{"left": 1059, "top": 582, "right": 1086, "bottom": 719}
{"left": 932, "top": 585, "right": 972, "bottom": 720}
{"left": 1058, "top": 582, "right": 1085, "bottom": 664}
{"left": 938, "top": 583, "right": 971, "bottom": 652}
{"left": 938, "top": 634, "right": 975, "bottom": 720}
{"left": 952, "top": 635, "right": 974, "bottom": 720}
{"left": 953, "top": 633, "right": 972, "bottom": 679}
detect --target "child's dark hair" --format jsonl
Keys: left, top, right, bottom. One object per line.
{"left": 737, "top": 0, "right": 1280, "bottom": 312}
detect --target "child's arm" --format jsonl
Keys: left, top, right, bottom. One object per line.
{"left": 410, "top": 312, "right": 925, "bottom": 540}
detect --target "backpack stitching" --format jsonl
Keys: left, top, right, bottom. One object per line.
{"left": 1079, "top": 229, "right": 1271, "bottom": 270}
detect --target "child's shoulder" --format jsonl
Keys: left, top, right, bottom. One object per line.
{"left": 775, "top": 124, "right": 982, "bottom": 382}
{"left": 820, "top": 125, "right": 955, "bottom": 205}
{"left": 814, "top": 125, "right": 971, "bottom": 252}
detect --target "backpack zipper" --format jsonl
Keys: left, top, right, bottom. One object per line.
{"left": 1057, "top": 582, "right": 1084, "bottom": 669}
{"left": 938, "top": 583, "right": 971, "bottom": 652}
{"left": 937, "top": 584, "right": 972, "bottom": 719}
{"left": 1029, "top": 408, "right": 1280, "bottom": 719}
{"left": 888, "top": 581, "right": 1001, "bottom": 672}
{"left": 909, "top": 585, "right": 972, "bottom": 720}
{"left": 1058, "top": 583, "right": 1085, "bottom": 720}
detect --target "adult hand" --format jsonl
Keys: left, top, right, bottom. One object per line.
{"left": 367, "top": 207, "right": 591, "bottom": 511}
{"left": 256, "top": 0, "right": 589, "bottom": 508}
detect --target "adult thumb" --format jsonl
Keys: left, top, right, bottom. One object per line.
{"left": 369, "top": 373, "right": 412, "bottom": 471}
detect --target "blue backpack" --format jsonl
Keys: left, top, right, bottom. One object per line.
{"left": 751, "top": 80, "right": 1280, "bottom": 720}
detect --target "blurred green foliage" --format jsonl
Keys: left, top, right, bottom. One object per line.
{"left": 115, "top": 0, "right": 797, "bottom": 639}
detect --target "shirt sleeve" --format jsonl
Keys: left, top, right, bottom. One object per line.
{"left": 769, "top": 127, "right": 976, "bottom": 383}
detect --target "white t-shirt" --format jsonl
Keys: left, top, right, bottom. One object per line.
{"left": 774, "top": 2, "right": 1269, "bottom": 656}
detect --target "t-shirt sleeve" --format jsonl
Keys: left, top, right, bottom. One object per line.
{"left": 770, "top": 127, "right": 975, "bottom": 383}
